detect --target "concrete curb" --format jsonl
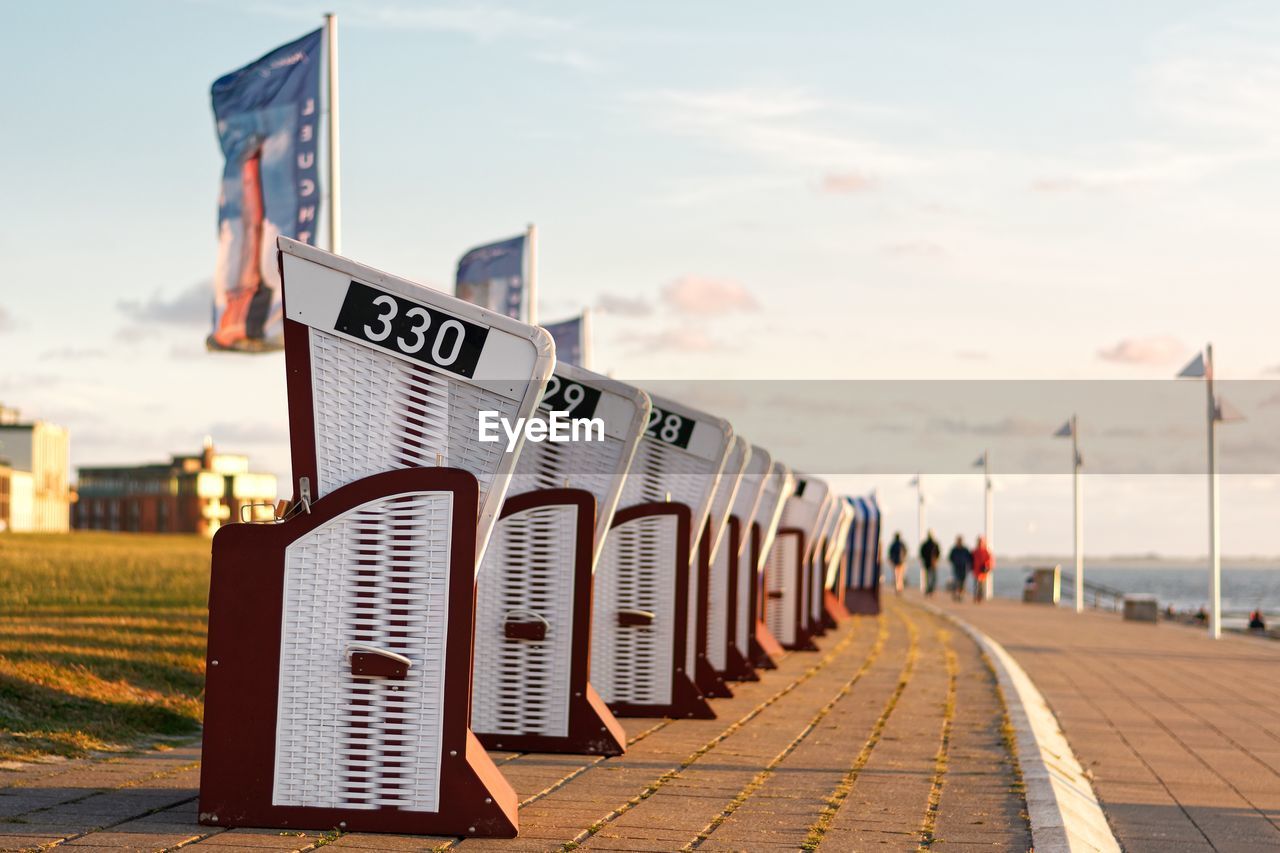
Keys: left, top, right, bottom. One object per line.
{"left": 917, "top": 601, "right": 1121, "bottom": 853}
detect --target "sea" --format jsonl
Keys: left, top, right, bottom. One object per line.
{"left": 914, "top": 561, "right": 1280, "bottom": 629}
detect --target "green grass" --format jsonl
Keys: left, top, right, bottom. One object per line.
{"left": 0, "top": 532, "right": 210, "bottom": 761}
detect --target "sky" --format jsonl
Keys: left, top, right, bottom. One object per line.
{"left": 2, "top": 0, "right": 1279, "bottom": 559}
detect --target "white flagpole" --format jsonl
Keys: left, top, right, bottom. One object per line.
{"left": 916, "top": 474, "right": 926, "bottom": 594}
{"left": 525, "top": 222, "right": 538, "bottom": 326}
{"left": 582, "top": 306, "right": 593, "bottom": 370}
{"left": 1206, "top": 344, "right": 1220, "bottom": 640}
{"left": 325, "top": 13, "right": 341, "bottom": 254}
{"left": 984, "top": 450, "right": 994, "bottom": 599}
{"left": 1072, "top": 415, "right": 1084, "bottom": 614}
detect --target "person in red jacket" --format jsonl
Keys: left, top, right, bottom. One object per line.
{"left": 972, "top": 536, "right": 994, "bottom": 603}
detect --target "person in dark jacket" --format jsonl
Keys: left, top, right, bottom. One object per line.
{"left": 919, "top": 531, "right": 941, "bottom": 596}
{"left": 887, "top": 532, "right": 908, "bottom": 594}
{"left": 948, "top": 536, "right": 972, "bottom": 602}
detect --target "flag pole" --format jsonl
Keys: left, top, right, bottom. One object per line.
{"left": 325, "top": 13, "right": 341, "bottom": 254}
{"left": 582, "top": 306, "right": 593, "bottom": 370}
{"left": 984, "top": 450, "right": 994, "bottom": 600}
{"left": 1206, "top": 344, "right": 1220, "bottom": 639}
{"left": 916, "top": 474, "right": 926, "bottom": 594}
{"left": 526, "top": 222, "right": 538, "bottom": 326}
{"left": 1072, "top": 415, "right": 1083, "bottom": 613}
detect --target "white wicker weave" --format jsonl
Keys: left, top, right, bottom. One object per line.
{"left": 279, "top": 237, "right": 554, "bottom": 570}
{"left": 472, "top": 503, "right": 578, "bottom": 738}
{"left": 274, "top": 491, "right": 453, "bottom": 813}
{"left": 728, "top": 446, "right": 771, "bottom": 663}
{"left": 703, "top": 438, "right": 749, "bottom": 673}
{"left": 764, "top": 530, "right": 803, "bottom": 646}
{"left": 592, "top": 512, "right": 680, "bottom": 705}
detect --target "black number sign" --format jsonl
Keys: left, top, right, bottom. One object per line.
{"left": 334, "top": 281, "right": 489, "bottom": 377}
{"left": 645, "top": 406, "right": 695, "bottom": 449}
{"left": 540, "top": 374, "right": 602, "bottom": 419}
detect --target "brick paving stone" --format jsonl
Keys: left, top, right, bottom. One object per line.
{"left": 929, "top": 611, "right": 1030, "bottom": 851}
{"left": 815, "top": 605, "right": 945, "bottom": 850}
{"left": 932, "top": 594, "right": 1280, "bottom": 853}
{"left": 0, "top": 835, "right": 70, "bottom": 853}
{"left": 697, "top": 610, "right": 906, "bottom": 849}
{"left": 453, "top": 622, "right": 865, "bottom": 852}
{"left": 6, "top": 597, "right": 1033, "bottom": 851}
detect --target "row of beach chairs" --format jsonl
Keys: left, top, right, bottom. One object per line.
{"left": 198, "top": 238, "right": 880, "bottom": 838}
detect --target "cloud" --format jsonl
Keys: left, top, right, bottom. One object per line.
{"left": 0, "top": 307, "right": 13, "bottom": 333}
{"left": 1141, "top": 18, "right": 1280, "bottom": 138}
{"left": 596, "top": 293, "right": 653, "bottom": 317}
{"left": 1264, "top": 364, "right": 1280, "bottom": 376}
{"left": 207, "top": 420, "right": 290, "bottom": 448}
{"left": 661, "top": 276, "right": 759, "bottom": 316}
{"left": 954, "top": 350, "right": 987, "bottom": 361}
{"left": 531, "top": 49, "right": 600, "bottom": 72}
{"left": 284, "top": 3, "right": 573, "bottom": 42}
{"left": 883, "top": 240, "right": 946, "bottom": 259}
{"left": 117, "top": 281, "right": 210, "bottom": 327}
{"left": 820, "top": 172, "right": 876, "bottom": 194}
{"left": 41, "top": 347, "right": 106, "bottom": 360}
{"left": 1097, "top": 336, "right": 1187, "bottom": 366}
{"left": 633, "top": 87, "right": 927, "bottom": 175}
{"left": 927, "top": 416, "right": 1052, "bottom": 438}
{"left": 619, "top": 326, "right": 722, "bottom": 354}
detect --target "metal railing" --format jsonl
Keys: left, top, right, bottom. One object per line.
{"left": 1057, "top": 571, "right": 1127, "bottom": 612}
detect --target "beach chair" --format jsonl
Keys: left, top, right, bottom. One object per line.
{"left": 200, "top": 238, "right": 553, "bottom": 838}
{"left": 750, "top": 462, "right": 793, "bottom": 668}
{"left": 694, "top": 436, "right": 749, "bottom": 698}
{"left": 766, "top": 474, "right": 829, "bottom": 651}
{"left": 591, "top": 393, "right": 732, "bottom": 718}
{"left": 471, "top": 364, "right": 648, "bottom": 755}
{"left": 720, "top": 443, "right": 771, "bottom": 681}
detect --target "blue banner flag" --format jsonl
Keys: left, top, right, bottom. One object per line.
{"left": 208, "top": 28, "right": 324, "bottom": 352}
{"left": 543, "top": 315, "right": 584, "bottom": 366}
{"left": 455, "top": 235, "right": 527, "bottom": 322}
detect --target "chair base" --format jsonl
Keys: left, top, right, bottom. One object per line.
{"left": 696, "top": 657, "right": 734, "bottom": 699}
{"left": 608, "top": 669, "right": 715, "bottom": 719}
{"left": 478, "top": 683, "right": 627, "bottom": 756}
{"left": 823, "top": 589, "right": 850, "bottom": 625}
{"left": 722, "top": 645, "right": 759, "bottom": 682}
{"left": 752, "top": 619, "right": 786, "bottom": 668}
{"left": 845, "top": 587, "right": 881, "bottom": 615}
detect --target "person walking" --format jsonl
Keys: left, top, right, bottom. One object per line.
{"left": 919, "top": 530, "right": 941, "bottom": 596}
{"left": 948, "top": 536, "right": 971, "bottom": 602}
{"left": 887, "top": 532, "right": 908, "bottom": 594}
{"left": 972, "top": 535, "right": 994, "bottom": 603}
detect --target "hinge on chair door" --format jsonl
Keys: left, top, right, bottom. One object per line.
{"left": 298, "top": 477, "right": 312, "bottom": 514}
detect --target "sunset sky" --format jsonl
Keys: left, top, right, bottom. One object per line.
{"left": 3, "top": 0, "right": 1279, "bottom": 557}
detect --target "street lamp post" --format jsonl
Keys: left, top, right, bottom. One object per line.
{"left": 910, "top": 473, "right": 926, "bottom": 593}
{"left": 973, "top": 451, "right": 993, "bottom": 599}
{"left": 1177, "top": 344, "right": 1242, "bottom": 640}
{"left": 1054, "top": 416, "right": 1083, "bottom": 613}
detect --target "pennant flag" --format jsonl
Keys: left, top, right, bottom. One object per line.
{"left": 543, "top": 314, "right": 584, "bottom": 367}
{"left": 208, "top": 28, "right": 325, "bottom": 352}
{"left": 1214, "top": 395, "right": 1245, "bottom": 423}
{"left": 1053, "top": 420, "right": 1073, "bottom": 438}
{"left": 1177, "top": 351, "right": 1206, "bottom": 379}
{"left": 456, "top": 234, "right": 528, "bottom": 322}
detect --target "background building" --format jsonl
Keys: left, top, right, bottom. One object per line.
{"left": 0, "top": 404, "right": 70, "bottom": 533}
{"left": 75, "top": 438, "right": 277, "bottom": 536}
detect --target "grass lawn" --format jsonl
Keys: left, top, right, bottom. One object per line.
{"left": 0, "top": 532, "right": 210, "bottom": 761}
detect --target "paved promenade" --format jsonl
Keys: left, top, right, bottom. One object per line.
{"left": 0, "top": 599, "right": 1029, "bottom": 852}
{"left": 929, "top": 592, "right": 1280, "bottom": 853}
